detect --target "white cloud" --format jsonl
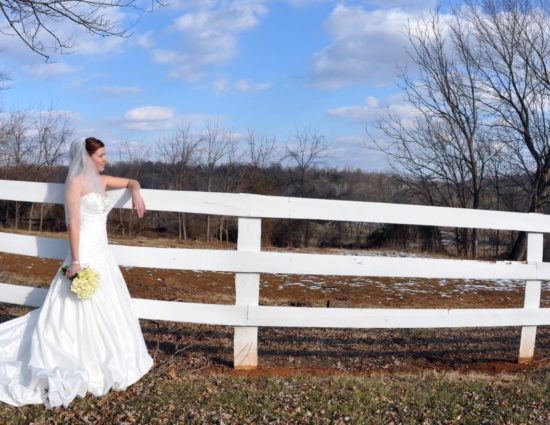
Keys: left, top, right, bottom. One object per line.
{"left": 212, "top": 77, "right": 231, "bottom": 92}
{"left": 212, "top": 77, "right": 271, "bottom": 93}
{"left": 310, "top": 5, "right": 424, "bottom": 89}
{"left": 68, "top": 72, "right": 107, "bottom": 91}
{"left": 288, "top": 1, "right": 432, "bottom": 12}
{"left": 153, "top": 49, "right": 181, "bottom": 64}
{"left": 167, "top": 64, "right": 205, "bottom": 83}
{"left": 288, "top": 0, "right": 334, "bottom": 8}
{"left": 234, "top": 79, "right": 271, "bottom": 93}
{"left": 76, "top": 36, "right": 125, "bottom": 56}
{"left": 331, "top": 134, "right": 390, "bottom": 170}
{"left": 124, "top": 121, "right": 172, "bottom": 132}
{"left": 167, "top": 0, "right": 217, "bottom": 9}
{"left": 174, "top": 4, "right": 266, "bottom": 34}
{"left": 178, "top": 113, "right": 225, "bottom": 126}
{"left": 22, "top": 62, "right": 77, "bottom": 78}
{"left": 124, "top": 105, "right": 175, "bottom": 130}
{"left": 365, "top": 1, "right": 435, "bottom": 11}
{"left": 136, "top": 32, "right": 154, "bottom": 49}
{"left": 328, "top": 95, "right": 418, "bottom": 124}
{"left": 122, "top": 106, "right": 220, "bottom": 132}
{"left": 100, "top": 85, "right": 143, "bottom": 95}
{"left": 125, "top": 106, "right": 174, "bottom": 122}
{"left": 152, "top": 49, "right": 205, "bottom": 82}
{"left": 155, "top": 0, "right": 269, "bottom": 82}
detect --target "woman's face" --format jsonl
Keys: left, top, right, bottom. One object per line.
{"left": 90, "top": 147, "right": 107, "bottom": 172}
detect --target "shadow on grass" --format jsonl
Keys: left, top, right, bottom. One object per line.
{"left": 139, "top": 320, "right": 550, "bottom": 372}
{"left": 3, "top": 304, "right": 548, "bottom": 373}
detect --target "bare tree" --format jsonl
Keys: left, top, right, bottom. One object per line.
{"left": 371, "top": 10, "right": 491, "bottom": 257}
{"left": 285, "top": 126, "right": 331, "bottom": 246}
{"left": 242, "top": 130, "right": 277, "bottom": 194}
{"left": 285, "top": 126, "right": 330, "bottom": 196}
{"left": 0, "top": 0, "right": 163, "bottom": 59}
{"left": 486, "top": 139, "right": 510, "bottom": 256}
{"left": 29, "top": 107, "right": 73, "bottom": 231}
{"left": 34, "top": 107, "right": 72, "bottom": 167}
{"left": 199, "top": 121, "right": 231, "bottom": 241}
{"left": 0, "top": 108, "right": 31, "bottom": 227}
{"left": 157, "top": 123, "right": 200, "bottom": 241}
{"left": 246, "top": 130, "right": 276, "bottom": 170}
{"left": 217, "top": 136, "right": 242, "bottom": 243}
{"left": 371, "top": 0, "right": 550, "bottom": 259}
{"left": 457, "top": 0, "right": 550, "bottom": 259}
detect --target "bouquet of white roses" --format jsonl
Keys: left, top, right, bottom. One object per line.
{"left": 60, "top": 265, "right": 100, "bottom": 300}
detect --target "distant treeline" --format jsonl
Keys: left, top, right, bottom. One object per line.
{"left": 0, "top": 156, "right": 544, "bottom": 260}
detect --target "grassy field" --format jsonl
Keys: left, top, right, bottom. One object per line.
{"left": 1, "top": 244, "right": 550, "bottom": 424}
{"left": 1, "top": 303, "right": 549, "bottom": 424}
{"left": 1, "top": 368, "right": 548, "bottom": 424}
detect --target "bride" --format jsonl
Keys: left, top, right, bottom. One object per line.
{"left": 0, "top": 137, "right": 154, "bottom": 408}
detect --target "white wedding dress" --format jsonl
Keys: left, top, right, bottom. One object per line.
{"left": 0, "top": 192, "right": 154, "bottom": 408}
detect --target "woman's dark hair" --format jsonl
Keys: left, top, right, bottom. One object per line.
{"left": 85, "top": 137, "right": 104, "bottom": 155}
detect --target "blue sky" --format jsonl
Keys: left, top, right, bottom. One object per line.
{"left": 0, "top": 0, "right": 440, "bottom": 170}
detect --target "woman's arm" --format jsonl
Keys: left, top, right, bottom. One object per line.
{"left": 101, "top": 175, "right": 146, "bottom": 218}
{"left": 65, "top": 180, "right": 82, "bottom": 277}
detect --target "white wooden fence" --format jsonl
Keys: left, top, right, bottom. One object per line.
{"left": 0, "top": 179, "right": 549, "bottom": 369}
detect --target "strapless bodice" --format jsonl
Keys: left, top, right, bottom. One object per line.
{"left": 80, "top": 192, "right": 114, "bottom": 216}
{"left": 78, "top": 192, "right": 114, "bottom": 261}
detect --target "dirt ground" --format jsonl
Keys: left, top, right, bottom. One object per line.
{"left": 1, "top": 242, "right": 550, "bottom": 378}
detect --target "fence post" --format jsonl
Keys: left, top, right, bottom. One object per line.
{"left": 234, "top": 217, "right": 261, "bottom": 370}
{"left": 518, "top": 232, "right": 543, "bottom": 364}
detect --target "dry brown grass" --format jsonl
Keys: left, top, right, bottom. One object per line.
{"left": 1, "top": 233, "right": 550, "bottom": 400}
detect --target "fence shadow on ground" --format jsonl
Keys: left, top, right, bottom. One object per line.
{"left": 139, "top": 320, "right": 550, "bottom": 373}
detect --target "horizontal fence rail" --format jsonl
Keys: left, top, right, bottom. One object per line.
{"left": 1, "top": 232, "right": 550, "bottom": 279}
{"left": 2, "top": 179, "right": 550, "bottom": 231}
{"left": 0, "top": 179, "right": 548, "bottom": 369}
{"left": 1, "top": 284, "right": 549, "bottom": 328}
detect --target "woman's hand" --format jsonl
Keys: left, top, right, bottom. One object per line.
{"left": 101, "top": 176, "right": 146, "bottom": 218}
{"left": 132, "top": 190, "right": 146, "bottom": 218}
{"left": 66, "top": 263, "right": 82, "bottom": 278}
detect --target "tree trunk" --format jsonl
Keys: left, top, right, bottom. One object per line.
{"left": 28, "top": 202, "right": 34, "bottom": 231}
{"left": 509, "top": 232, "right": 527, "bottom": 261}
{"left": 177, "top": 212, "right": 182, "bottom": 242}
{"left": 182, "top": 213, "right": 187, "bottom": 241}
{"left": 470, "top": 228, "right": 478, "bottom": 259}
{"left": 206, "top": 171, "right": 212, "bottom": 241}
{"left": 128, "top": 212, "right": 134, "bottom": 238}
{"left": 224, "top": 222, "right": 229, "bottom": 243}
{"left": 510, "top": 166, "right": 548, "bottom": 260}
{"left": 119, "top": 209, "right": 126, "bottom": 237}
{"left": 453, "top": 228, "right": 462, "bottom": 256}
{"left": 15, "top": 201, "right": 20, "bottom": 229}
{"left": 4, "top": 203, "right": 9, "bottom": 227}
{"left": 39, "top": 203, "right": 45, "bottom": 232}
{"left": 470, "top": 189, "right": 481, "bottom": 259}
{"left": 303, "top": 221, "right": 310, "bottom": 247}
{"left": 219, "top": 216, "right": 224, "bottom": 243}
